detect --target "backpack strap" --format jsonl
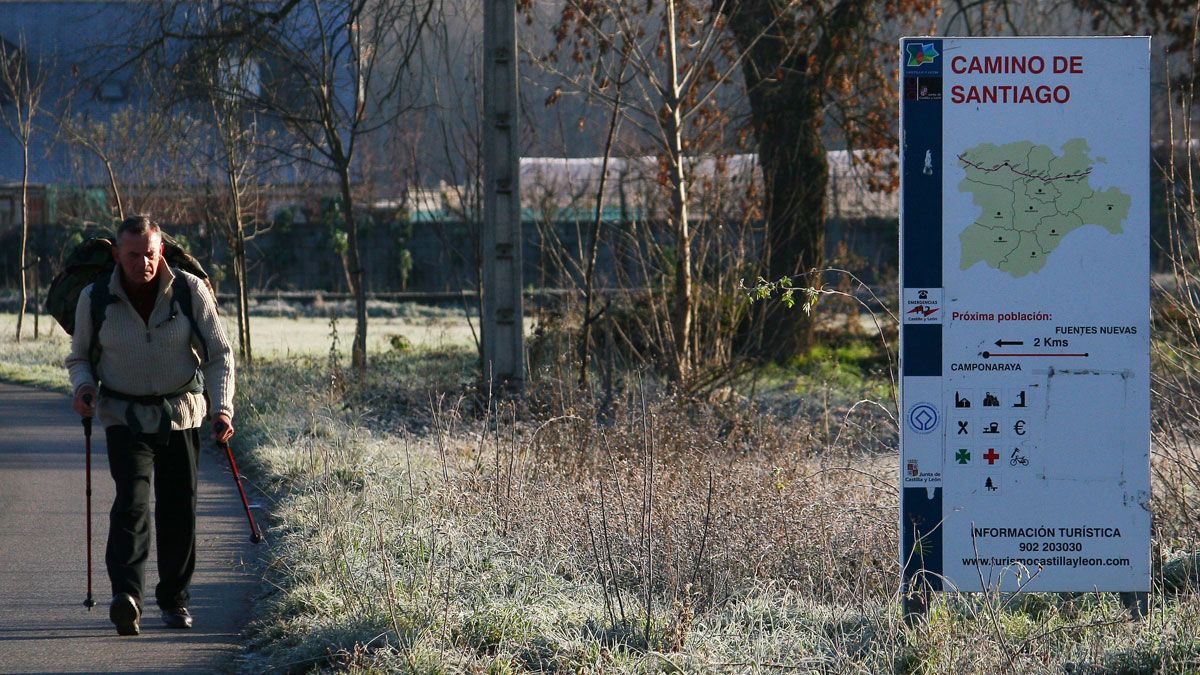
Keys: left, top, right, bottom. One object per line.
{"left": 171, "top": 271, "right": 210, "bottom": 363}
{"left": 88, "top": 279, "right": 116, "bottom": 375}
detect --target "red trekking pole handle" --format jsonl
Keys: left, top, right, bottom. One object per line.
{"left": 216, "top": 421, "right": 263, "bottom": 544}
{"left": 81, "top": 394, "right": 96, "bottom": 610}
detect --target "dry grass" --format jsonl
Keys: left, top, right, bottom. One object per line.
{"left": 470, "top": 392, "right": 899, "bottom": 609}
{"left": 227, "top": 351, "right": 1200, "bottom": 673}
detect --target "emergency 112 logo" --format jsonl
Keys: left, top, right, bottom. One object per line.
{"left": 903, "top": 288, "right": 943, "bottom": 324}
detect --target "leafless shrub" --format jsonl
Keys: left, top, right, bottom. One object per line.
{"left": 1151, "top": 19, "right": 1200, "bottom": 545}
{"left": 450, "top": 374, "right": 901, "bottom": 625}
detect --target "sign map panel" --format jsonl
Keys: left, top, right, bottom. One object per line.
{"left": 899, "top": 37, "right": 1150, "bottom": 593}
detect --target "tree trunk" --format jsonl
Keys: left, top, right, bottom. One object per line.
{"left": 665, "top": 0, "right": 692, "bottom": 382}
{"left": 103, "top": 155, "right": 124, "bottom": 221}
{"left": 32, "top": 252, "right": 39, "bottom": 339}
{"left": 579, "top": 78, "right": 623, "bottom": 389}
{"left": 728, "top": 5, "right": 827, "bottom": 362}
{"left": 15, "top": 142, "right": 29, "bottom": 343}
{"left": 756, "top": 101, "right": 827, "bottom": 360}
{"left": 338, "top": 166, "right": 367, "bottom": 379}
{"left": 233, "top": 252, "right": 246, "bottom": 359}
{"left": 226, "top": 168, "right": 253, "bottom": 368}
{"left": 237, "top": 226, "right": 252, "bottom": 367}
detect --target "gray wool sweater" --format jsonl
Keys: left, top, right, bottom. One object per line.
{"left": 65, "top": 264, "right": 235, "bottom": 431}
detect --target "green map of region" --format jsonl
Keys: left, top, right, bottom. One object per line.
{"left": 958, "top": 138, "right": 1130, "bottom": 277}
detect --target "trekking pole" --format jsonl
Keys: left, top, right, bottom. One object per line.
{"left": 216, "top": 422, "right": 263, "bottom": 544}
{"left": 81, "top": 394, "right": 96, "bottom": 610}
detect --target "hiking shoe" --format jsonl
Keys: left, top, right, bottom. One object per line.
{"left": 161, "top": 607, "right": 193, "bottom": 629}
{"left": 109, "top": 593, "right": 140, "bottom": 636}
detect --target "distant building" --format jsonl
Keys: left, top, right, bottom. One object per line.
{"left": 0, "top": 1, "right": 350, "bottom": 228}
{"left": 378, "top": 151, "right": 900, "bottom": 291}
{"left": 0, "top": 2, "right": 142, "bottom": 224}
{"left": 0, "top": 1, "right": 369, "bottom": 292}
{"left": 401, "top": 152, "right": 898, "bottom": 224}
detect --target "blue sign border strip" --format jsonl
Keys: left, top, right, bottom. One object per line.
{"left": 899, "top": 37, "right": 944, "bottom": 593}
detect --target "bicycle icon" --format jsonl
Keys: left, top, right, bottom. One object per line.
{"left": 1010, "top": 449, "right": 1029, "bottom": 466}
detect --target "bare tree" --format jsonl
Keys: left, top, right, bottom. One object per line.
{"left": 419, "top": 0, "right": 487, "bottom": 357}
{"left": 57, "top": 111, "right": 128, "bottom": 221}
{"left": 0, "top": 35, "right": 50, "bottom": 341}
{"left": 576, "top": 64, "right": 625, "bottom": 389}
{"left": 178, "top": 0, "right": 436, "bottom": 380}
{"left": 57, "top": 98, "right": 204, "bottom": 225}
{"left": 174, "top": 34, "right": 287, "bottom": 368}
{"left": 542, "top": 0, "right": 774, "bottom": 383}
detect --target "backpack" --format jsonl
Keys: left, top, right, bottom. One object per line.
{"left": 46, "top": 235, "right": 214, "bottom": 363}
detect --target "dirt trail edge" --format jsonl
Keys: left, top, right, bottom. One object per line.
{"left": 0, "top": 382, "right": 262, "bottom": 673}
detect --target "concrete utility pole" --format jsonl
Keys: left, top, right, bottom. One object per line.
{"left": 482, "top": 0, "right": 524, "bottom": 392}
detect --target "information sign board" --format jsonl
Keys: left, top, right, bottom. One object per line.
{"left": 899, "top": 37, "right": 1150, "bottom": 593}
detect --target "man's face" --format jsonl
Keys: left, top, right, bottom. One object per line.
{"left": 113, "top": 230, "right": 165, "bottom": 287}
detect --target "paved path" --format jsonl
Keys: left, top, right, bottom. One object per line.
{"left": 0, "top": 383, "right": 262, "bottom": 673}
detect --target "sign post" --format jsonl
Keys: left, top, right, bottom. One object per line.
{"left": 899, "top": 37, "right": 1151, "bottom": 616}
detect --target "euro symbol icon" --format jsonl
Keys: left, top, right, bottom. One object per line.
{"left": 1013, "top": 420, "right": 1026, "bottom": 435}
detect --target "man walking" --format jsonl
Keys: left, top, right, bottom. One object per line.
{"left": 66, "top": 215, "right": 235, "bottom": 636}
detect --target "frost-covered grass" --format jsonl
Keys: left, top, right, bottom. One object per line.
{"left": 0, "top": 307, "right": 483, "bottom": 380}
{"left": 234, "top": 313, "right": 485, "bottom": 358}
{"left": 0, "top": 301, "right": 488, "bottom": 364}
{"left": 229, "top": 355, "right": 1200, "bottom": 674}
{"left": 0, "top": 314, "right": 72, "bottom": 392}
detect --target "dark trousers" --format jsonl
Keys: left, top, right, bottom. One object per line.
{"left": 105, "top": 425, "right": 199, "bottom": 610}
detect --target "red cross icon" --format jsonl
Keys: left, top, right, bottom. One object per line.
{"left": 984, "top": 448, "right": 1000, "bottom": 465}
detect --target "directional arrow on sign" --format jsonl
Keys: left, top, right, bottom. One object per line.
{"left": 987, "top": 352, "right": 1090, "bottom": 358}
{"left": 994, "top": 339, "right": 1024, "bottom": 347}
